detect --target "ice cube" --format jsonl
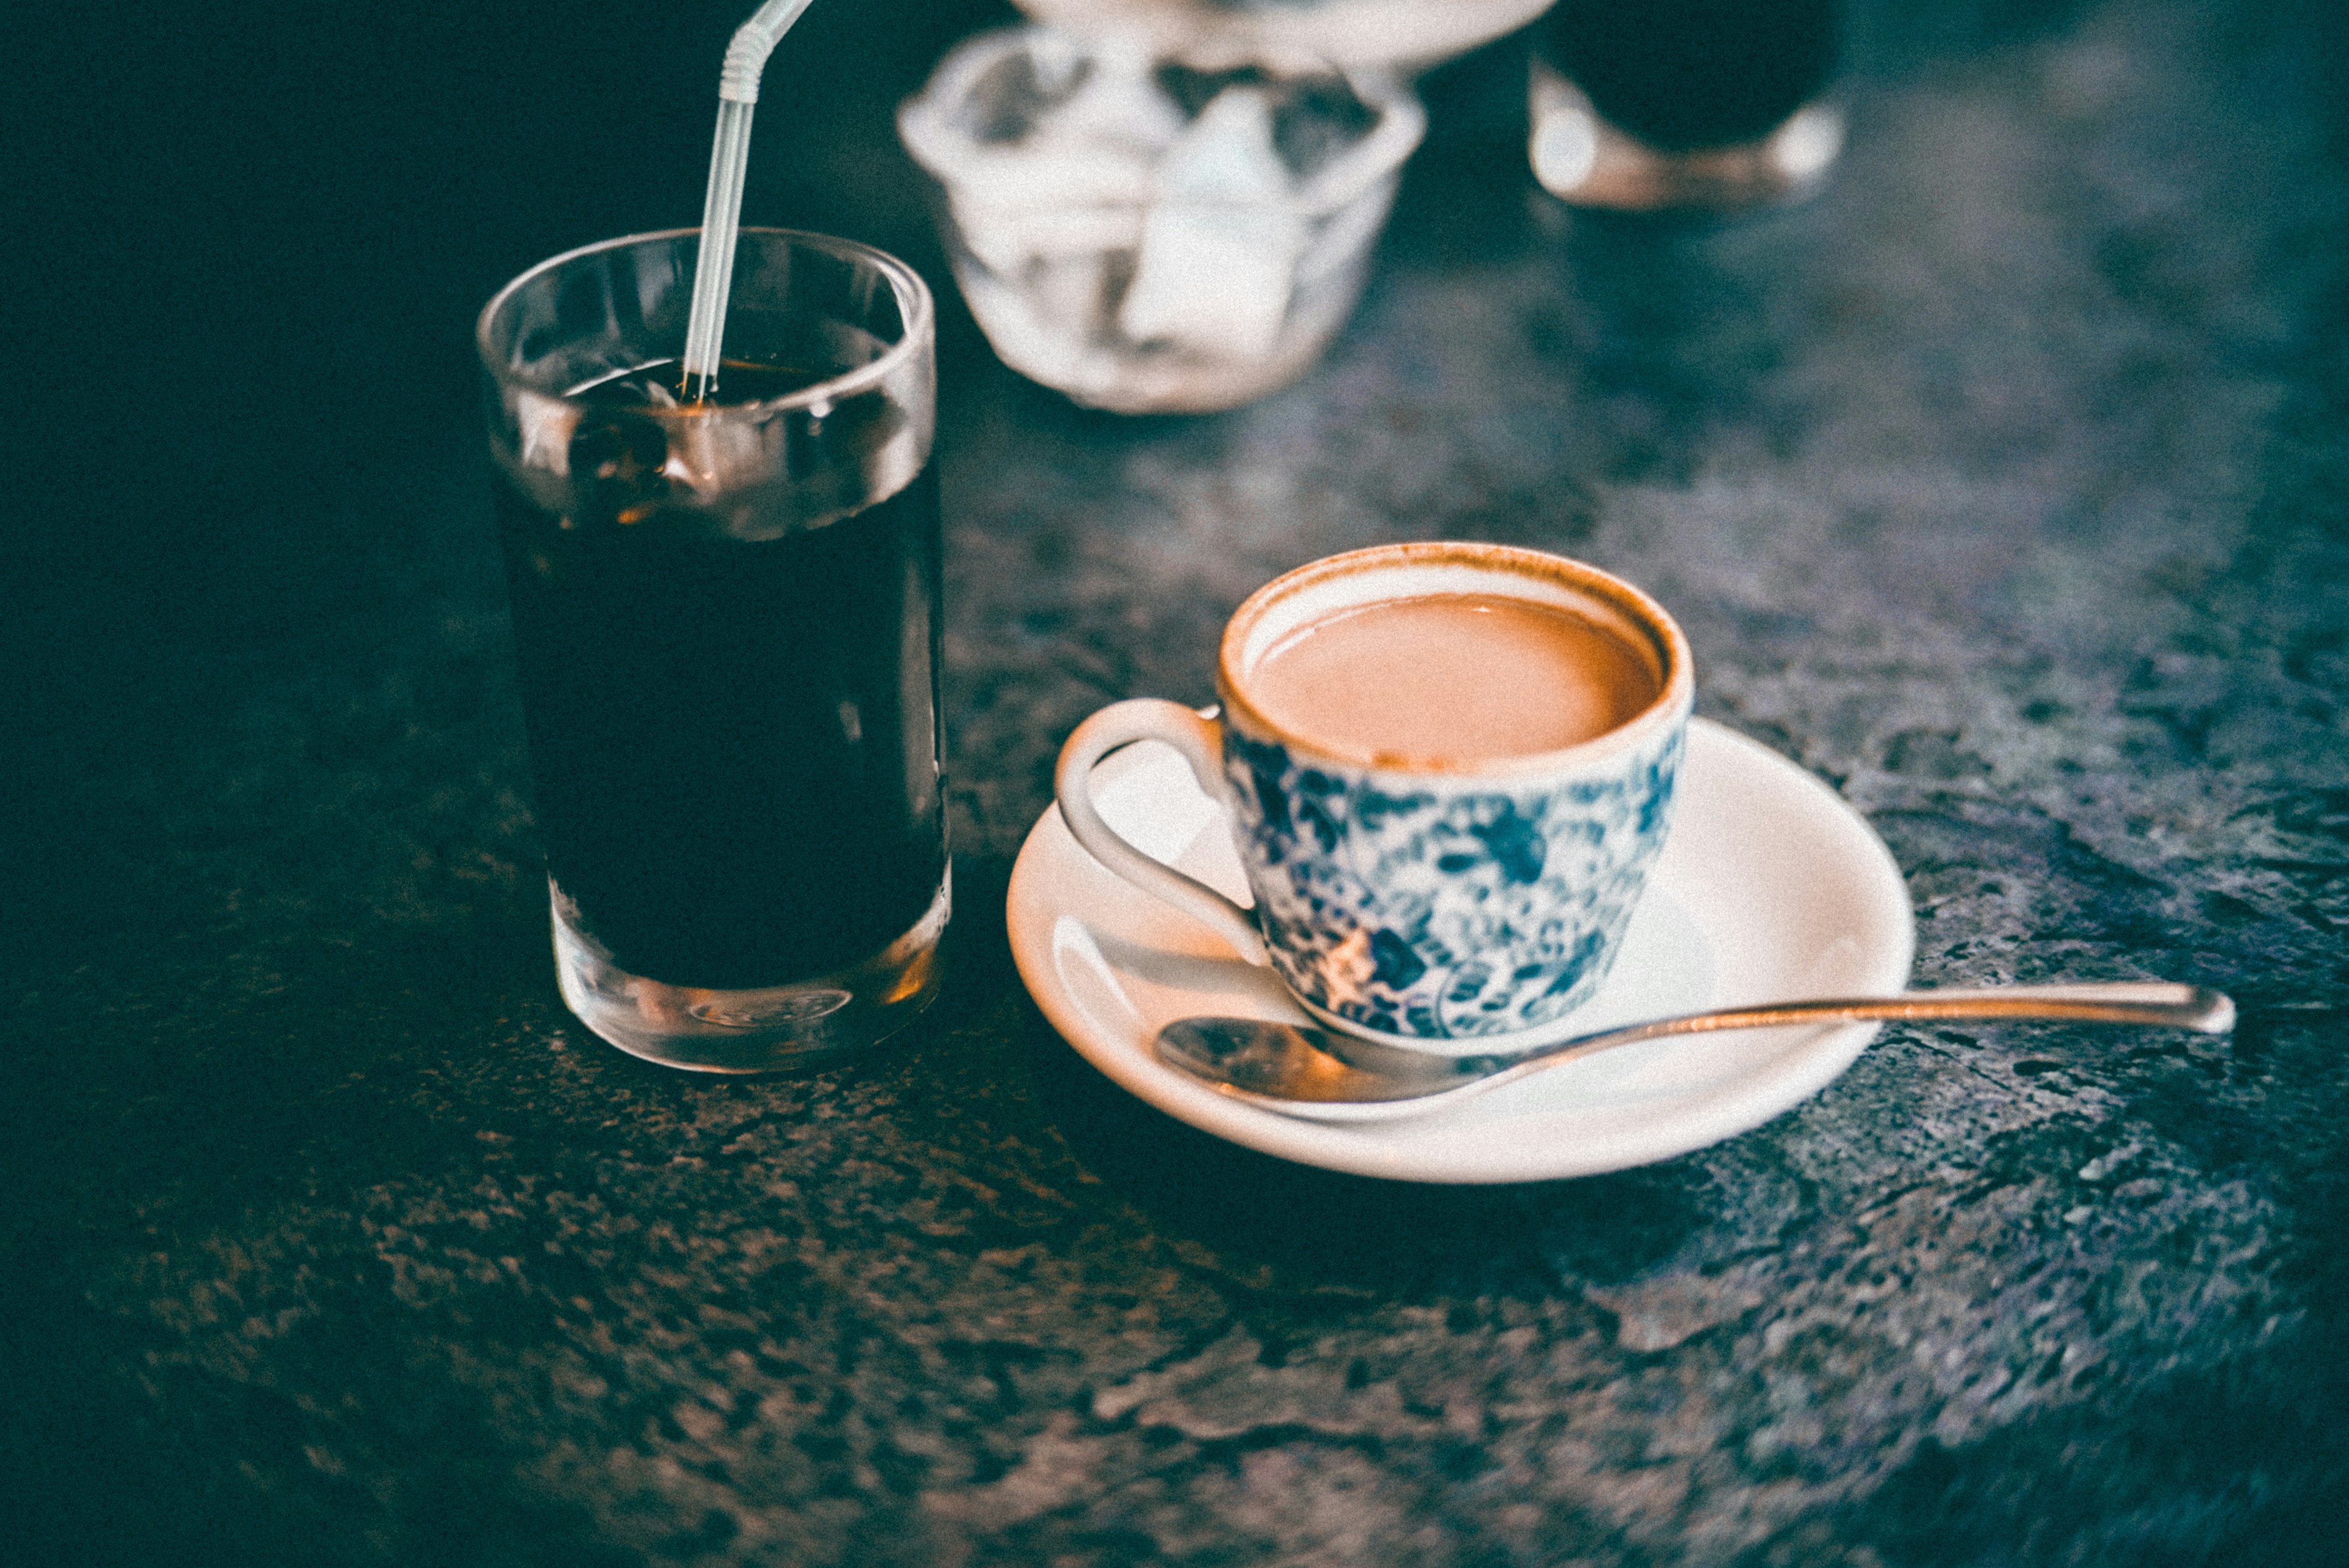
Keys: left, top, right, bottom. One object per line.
{"left": 514, "top": 389, "right": 578, "bottom": 476}
{"left": 1118, "top": 86, "right": 1307, "bottom": 360}
{"left": 1269, "top": 77, "right": 1379, "bottom": 182}
{"left": 946, "top": 162, "right": 1149, "bottom": 276}
{"left": 1023, "top": 253, "right": 1113, "bottom": 340}
{"left": 1044, "top": 35, "right": 1186, "bottom": 159}
{"left": 662, "top": 412, "right": 768, "bottom": 506}
{"left": 908, "top": 33, "right": 1176, "bottom": 196}
{"left": 568, "top": 413, "right": 669, "bottom": 524}
{"left": 1120, "top": 202, "right": 1304, "bottom": 360}
{"left": 916, "top": 46, "right": 1171, "bottom": 281}
{"left": 959, "top": 36, "right": 1082, "bottom": 144}
{"left": 907, "top": 29, "right": 1198, "bottom": 310}
{"left": 954, "top": 28, "right": 1134, "bottom": 146}
{"left": 1154, "top": 84, "right": 1291, "bottom": 202}
{"left": 922, "top": 117, "right": 1156, "bottom": 205}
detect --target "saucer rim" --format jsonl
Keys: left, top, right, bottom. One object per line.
{"left": 1006, "top": 716, "right": 1915, "bottom": 1184}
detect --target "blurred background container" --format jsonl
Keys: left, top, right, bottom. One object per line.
{"left": 1529, "top": 0, "right": 1846, "bottom": 210}
{"left": 902, "top": 28, "right": 1424, "bottom": 411}
{"left": 1008, "top": 0, "right": 1554, "bottom": 72}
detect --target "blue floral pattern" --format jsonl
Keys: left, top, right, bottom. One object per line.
{"left": 1220, "top": 724, "right": 1684, "bottom": 1040}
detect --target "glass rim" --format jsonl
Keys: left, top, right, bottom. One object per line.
{"left": 475, "top": 226, "right": 936, "bottom": 412}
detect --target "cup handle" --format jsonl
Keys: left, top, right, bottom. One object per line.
{"left": 1053, "top": 699, "right": 1269, "bottom": 966}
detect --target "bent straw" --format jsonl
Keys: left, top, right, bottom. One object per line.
{"left": 681, "top": 0, "right": 819, "bottom": 401}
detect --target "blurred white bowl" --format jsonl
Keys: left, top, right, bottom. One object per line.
{"left": 1010, "top": 0, "right": 1553, "bottom": 73}
{"left": 902, "top": 27, "right": 1426, "bottom": 412}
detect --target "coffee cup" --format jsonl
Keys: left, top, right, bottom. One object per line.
{"left": 1054, "top": 541, "right": 1694, "bottom": 1052}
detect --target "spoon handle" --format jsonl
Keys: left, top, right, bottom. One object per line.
{"left": 1376, "top": 981, "right": 2233, "bottom": 1113}
{"left": 1554, "top": 982, "right": 2236, "bottom": 1059}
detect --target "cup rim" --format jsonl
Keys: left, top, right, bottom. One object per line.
{"left": 1214, "top": 540, "right": 1695, "bottom": 779}
{"left": 475, "top": 226, "right": 936, "bottom": 412}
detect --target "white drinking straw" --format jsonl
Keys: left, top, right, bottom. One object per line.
{"left": 681, "top": 0, "right": 819, "bottom": 401}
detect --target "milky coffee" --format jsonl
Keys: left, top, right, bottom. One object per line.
{"left": 1247, "top": 592, "right": 1660, "bottom": 766}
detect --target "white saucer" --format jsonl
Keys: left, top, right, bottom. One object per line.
{"left": 1006, "top": 718, "right": 1915, "bottom": 1184}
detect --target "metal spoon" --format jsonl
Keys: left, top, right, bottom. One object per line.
{"left": 1154, "top": 983, "right": 2235, "bottom": 1121}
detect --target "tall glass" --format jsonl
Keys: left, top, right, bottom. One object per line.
{"left": 478, "top": 229, "right": 947, "bottom": 1072}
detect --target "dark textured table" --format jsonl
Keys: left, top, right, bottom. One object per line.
{"left": 10, "top": 1, "right": 2348, "bottom": 1562}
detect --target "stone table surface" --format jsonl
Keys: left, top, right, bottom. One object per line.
{"left": 8, "top": 0, "right": 2347, "bottom": 1563}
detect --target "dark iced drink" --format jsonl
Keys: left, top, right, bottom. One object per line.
{"left": 479, "top": 231, "right": 946, "bottom": 1071}
{"left": 1540, "top": 0, "right": 1837, "bottom": 154}
{"left": 1529, "top": 0, "right": 1844, "bottom": 210}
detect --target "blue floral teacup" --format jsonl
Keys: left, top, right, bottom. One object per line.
{"left": 1055, "top": 541, "right": 1694, "bottom": 1053}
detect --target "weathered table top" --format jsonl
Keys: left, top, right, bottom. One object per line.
{"left": 9, "top": 0, "right": 2346, "bottom": 1562}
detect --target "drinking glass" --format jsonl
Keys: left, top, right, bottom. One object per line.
{"left": 478, "top": 229, "right": 947, "bottom": 1072}
{"left": 1529, "top": 0, "right": 1844, "bottom": 212}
